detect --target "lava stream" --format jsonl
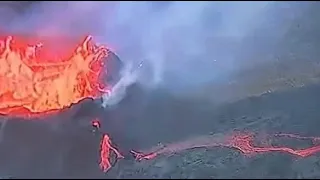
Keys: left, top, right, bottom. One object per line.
{"left": 131, "top": 133, "right": 320, "bottom": 161}
{"left": 99, "top": 134, "right": 124, "bottom": 172}
{"left": 92, "top": 119, "right": 124, "bottom": 172}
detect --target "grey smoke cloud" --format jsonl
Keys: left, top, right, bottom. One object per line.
{"left": 6, "top": 2, "right": 272, "bottom": 82}
{"left": 100, "top": 2, "right": 273, "bottom": 89}
{"left": 2, "top": 1, "right": 305, "bottom": 104}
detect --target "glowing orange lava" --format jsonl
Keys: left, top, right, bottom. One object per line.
{"left": 0, "top": 35, "right": 109, "bottom": 117}
{"left": 100, "top": 134, "right": 124, "bottom": 172}
{"left": 131, "top": 133, "right": 320, "bottom": 161}
{"left": 92, "top": 119, "right": 124, "bottom": 172}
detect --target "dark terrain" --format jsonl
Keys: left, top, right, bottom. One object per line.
{"left": 105, "top": 83, "right": 320, "bottom": 179}
{"left": 3, "top": 81, "right": 320, "bottom": 178}
{"left": 1, "top": 1, "right": 320, "bottom": 179}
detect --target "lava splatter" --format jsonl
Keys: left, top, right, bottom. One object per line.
{"left": 131, "top": 132, "right": 320, "bottom": 161}
{"left": 0, "top": 35, "right": 109, "bottom": 118}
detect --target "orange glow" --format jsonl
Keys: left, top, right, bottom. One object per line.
{"left": 100, "top": 134, "right": 124, "bottom": 172}
{"left": 0, "top": 35, "right": 109, "bottom": 117}
{"left": 92, "top": 119, "right": 101, "bottom": 129}
{"left": 131, "top": 132, "right": 320, "bottom": 161}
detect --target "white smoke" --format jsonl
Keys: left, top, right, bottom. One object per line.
{"left": 3, "top": 1, "right": 304, "bottom": 106}
{"left": 101, "top": 2, "right": 272, "bottom": 86}
{"left": 101, "top": 60, "right": 142, "bottom": 107}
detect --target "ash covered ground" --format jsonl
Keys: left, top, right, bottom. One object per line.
{"left": 1, "top": 1, "right": 320, "bottom": 179}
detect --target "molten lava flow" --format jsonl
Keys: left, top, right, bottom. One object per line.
{"left": 131, "top": 134, "right": 228, "bottom": 161}
{"left": 0, "top": 35, "right": 109, "bottom": 117}
{"left": 131, "top": 132, "right": 320, "bottom": 161}
{"left": 100, "top": 134, "right": 124, "bottom": 172}
{"left": 225, "top": 133, "right": 320, "bottom": 157}
{"left": 92, "top": 119, "right": 124, "bottom": 172}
